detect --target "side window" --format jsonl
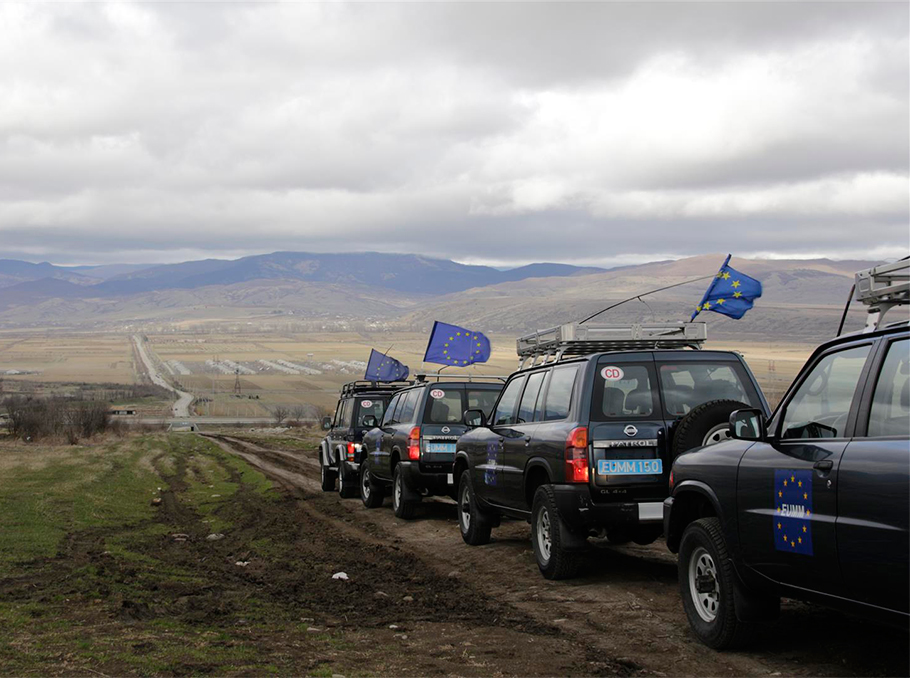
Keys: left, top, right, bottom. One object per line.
{"left": 467, "top": 389, "right": 500, "bottom": 418}
{"left": 780, "top": 345, "right": 871, "bottom": 440}
{"left": 867, "top": 338, "right": 910, "bottom": 437}
{"left": 340, "top": 398, "right": 354, "bottom": 428}
{"left": 533, "top": 371, "right": 551, "bottom": 421}
{"left": 492, "top": 376, "right": 527, "bottom": 426}
{"left": 398, "top": 389, "right": 419, "bottom": 423}
{"left": 518, "top": 371, "right": 546, "bottom": 424}
{"left": 332, "top": 400, "right": 344, "bottom": 428}
{"left": 382, "top": 393, "right": 402, "bottom": 427}
{"left": 543, "top": 366, "right": 579, "bottom": 421}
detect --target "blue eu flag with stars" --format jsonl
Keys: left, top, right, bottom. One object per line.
{"left": 364, "top": 349, "right": 409, "bottom": 382}
{"left": 423, "top": 321, "right": 491, "bottom": 367}
{"left": 774, "top": 469, "right": 813, "bottom": 556}
{"left": 691, "top": 254, "right": 762, "bottom": 321}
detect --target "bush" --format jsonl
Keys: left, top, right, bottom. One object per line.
{"left": 3, "top": 396, "right": 113, "bottom": 443}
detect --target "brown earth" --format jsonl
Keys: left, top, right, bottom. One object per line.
{"left": 206, "top": 432, "right": 910, "bottom": 678}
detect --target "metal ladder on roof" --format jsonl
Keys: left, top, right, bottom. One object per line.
{"left": 854, "top": 259, "right": 910, "bottom": 332}
{"left": 515, "top": 321, "right": 707, "bottom": 369}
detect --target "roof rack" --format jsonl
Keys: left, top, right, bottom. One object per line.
{"left": 414, "top": 372, "right": 508, "bottom": 383}
{"left": 854, "top": 259, "right": 910, "bottom": 332}
{"left": 516, "top": 321, "right": 707, "bottom": 368}
{"left": 340, "top": 380, "right": 413, "bottom": 397}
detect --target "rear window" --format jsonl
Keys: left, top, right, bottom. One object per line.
{"left": 659, "top": 362, "right": 755, "bottom": 417}
{"left": 354, "top": 397, "right": 387, "bottom": 428}
{"left": 424, "top": 388, "right": 463, "bottom": 424}
{"left": 592, "top": 364, "right": 656, "bottom": 419}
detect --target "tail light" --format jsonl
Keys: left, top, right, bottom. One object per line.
{"left": 669, "top": 469, "right": 675, "bottom": 490}
{"left": 347, "top": 442, "right": 357, "bottom": 461}
{"left": 408, "top": 426, "right": 421, "bottom": 460}
{"left": 565, "top": 426, "right": 589, "bottom": 483}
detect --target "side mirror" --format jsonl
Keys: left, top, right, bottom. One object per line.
{"left": 362, "top": 415, "right": 378, "bottom": 429}
{"left": 321, "top": 416, "right": 333, "bottom": 431}
{"left": 729, "top": 408, "right": 766, "bottom": 442}
{"left": 463, "top": 409, "right": 486, "bottom": 428}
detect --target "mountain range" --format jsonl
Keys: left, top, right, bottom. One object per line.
{"left": 0, "top": 251, "right": 892, "bottom": 341}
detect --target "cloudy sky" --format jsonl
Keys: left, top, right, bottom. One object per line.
{"left": 1, "top": 1, "right": 907, "bottom": 267}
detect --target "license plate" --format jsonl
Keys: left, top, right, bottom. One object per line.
{"left": 597, "top": 459, "right": 663, "bottom": 475}
{"left": 425, "top": 442, "right": 456, "bottom": 454}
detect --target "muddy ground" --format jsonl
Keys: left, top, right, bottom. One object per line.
{"left": 206, "top": 432, "right": 909, "bottom": 678}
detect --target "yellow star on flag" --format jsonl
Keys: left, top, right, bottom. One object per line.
{"left": 717, "top": 298, "right": 725, "bottom": 305}
{"left": 733, "top": 291, "right": 742, "bottom": 298}
{"left": 722, "top": 272, "right": 731, "bottom": 280}
{"left": 778, "top": 490, "right": 782, "bottom": 498}
{"left": 703, "top": 302, "right": 711, "bottom": 310}
{"left": 802, "top": 525, "right": 807, "bottom": 533}
{"left": 783, "top": 479, "right": 787, "bottom": 487}
{"left": 803, "top": 492, "right": 808, "bottom": 500}
{"left": 732, "top": 280, "right": 741, "bottom": 288}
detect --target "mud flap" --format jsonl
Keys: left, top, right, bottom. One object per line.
{"left": 732, "top": 566, "right": 780, "bottom": 622}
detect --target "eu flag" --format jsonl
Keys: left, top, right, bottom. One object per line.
{"left": 364, "top": 349, "right": 409, "bottom": 382}
{"left": 774, "top": 469, "right": 813, "bottom": 556}
{"left": 691, "top": 254, "right": 762, "bottom": 321}
{"left": 423, "top": 321, "right": 491, "bottom": 367}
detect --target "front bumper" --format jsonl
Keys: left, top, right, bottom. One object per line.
{"left": 551, "top": 484, "right": 665, "bottom": 531}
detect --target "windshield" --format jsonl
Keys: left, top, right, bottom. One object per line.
{"left": 659, "top": 362, "right": 754, "bottom": 417}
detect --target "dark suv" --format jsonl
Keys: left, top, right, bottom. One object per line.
{"left": 454, "top": 340, "right": 769, "bottom": 580}
{"left": 319, "top": 380, "right": 410, "bottom": 498}
{"left": 664, "top": 319, "right": 909, "bottom": 648}
{"left": 359, "top": 376, "right": 504, "bottom": 519}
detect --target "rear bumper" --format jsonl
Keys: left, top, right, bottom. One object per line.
{"left": 552, "top": 484, "right": 665, "bottom": 531}
{"left": 398, "top": 460, "right": 455, "bottom": 496}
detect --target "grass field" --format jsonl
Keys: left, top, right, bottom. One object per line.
{"left": 0, "top": 432, "right": 368, "bottom": 675}
{"left": 0, "top": 329, "right": 813, "bottom": 418}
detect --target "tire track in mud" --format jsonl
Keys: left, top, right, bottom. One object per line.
{"left": 207, "top": 433, "right": 910, "bottom": 678}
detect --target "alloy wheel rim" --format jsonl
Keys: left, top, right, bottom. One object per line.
{"left": 460, "top": 484, "right": 471, "bottom": 531}
{"left": 689, "top": 546, "right": 719, "bottom": 622}
{"left": 702, "top": 424, "right": 732, "bottom": 447}
{"left": 536, "top": 507, "right": 552, "bottom": 562}
{"left": 362, "top": 469, "right": 370, "bottom": 499}
{"left": 393, "top": 473, "right": 401, "bottom": 510}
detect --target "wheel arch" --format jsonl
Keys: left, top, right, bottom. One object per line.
{"left": 524, "top": 459, "right": 553, "bottom": 509}
{"left": 453, "top": 451, "right": 470, "bottom": 484}
{"left": 667, "top": 481, "right": 723, "bottom": 553}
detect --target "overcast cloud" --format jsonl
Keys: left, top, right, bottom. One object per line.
{"left": 0, "top": 1, "right": 907, "bottom": 266}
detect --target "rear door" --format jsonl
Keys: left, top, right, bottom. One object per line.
{"left": 837, "top": 335, "right": 910, "bottom": 611}
{"left": 500, "top": 372, "right": 546, "bottom": 505}
{"left": 588, "top": 355, "right": 668, "bottom": 504}
{"left": 374, "top": 392, "right": 403, "bottom": 480}
{"left": 482, "top": 375, "right": 527, "bottom": 505}
{"left": 737, "top": 342, "right": 874, "bottom": 594}
{"left": 421, "top": 386, "right": 464, "bottom": 474}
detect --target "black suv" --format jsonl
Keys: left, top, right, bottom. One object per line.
{"left": 359, "top": 376, "right": 504, "bottom": 519}
{"left": 454, "top": 345, "right": 768, "bottom": 580}
{"left": 665, "top": 320, "right": 909, "bottom": 648}
{"left": 319, "top": 380, "right": 410, "bottom": 498}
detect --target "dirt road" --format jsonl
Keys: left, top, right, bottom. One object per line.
{"left": 208, "top": 433, "right": 908, "bottom": 677}
{"left": 133, "top": 334, "right": 194, "bottom": 417}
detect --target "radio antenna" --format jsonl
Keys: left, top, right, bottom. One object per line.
{"left": 578, "top": 274, "right": 715, "bottom": 325}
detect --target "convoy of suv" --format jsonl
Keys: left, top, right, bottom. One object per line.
{"left": 318, "top": 260, "right": 909, "bottom": 650}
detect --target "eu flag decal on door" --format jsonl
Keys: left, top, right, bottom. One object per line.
{"left": 774, "top": 469, "right": 813, "bottom": 555}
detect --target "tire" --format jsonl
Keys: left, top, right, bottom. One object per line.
{"left": 678, "top": 517, "right": 752, "bottom": 649}
{"left": 531, "top": 485, "right": 580, "bottom": 580}
{"left": 457, "top": 470, "right": 493, "bottom": 546}
{"left": 338, "top": 463, "right": 358, "bottom": 499}
{"left": 320, "top": 458, "right": 337, "bottom": 492}
{"left": 672, "top": 400, "right": 748, "bottom": 457}
{"left": 392, "top": 465, "right": 417, "bottom": 519}
{"left": 359, "top": 461, "right": 384, "bottom": 509}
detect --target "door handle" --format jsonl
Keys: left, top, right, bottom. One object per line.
{"left": 524, "top": 436, "right": 531, "bottom": 446}
{"left": 814, "top": 460, "right": 833, "bottom": 472}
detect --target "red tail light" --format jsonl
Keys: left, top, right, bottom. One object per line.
{"left": 347, "top": 442, "right": 356, "bottom": 461}
{"left": 669, "top": 470, "right": 675, "bottom": 490}
{"left": 565, "top": 426, "right": 589, "bottom": 483}
{"left": 408, "top": 426, "right": 421, "bottom": 461}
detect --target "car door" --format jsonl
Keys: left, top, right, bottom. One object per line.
{"left": 737, "top": 341, "right": 875, "bottom": 594}
{"left": 480, "top": 375, "right": 526, "bottom": 504}
{"left": 837, "top": 335, "right": 910, "bottom": 612}
{"left": 328, "top": 398, "right": 348, "bottom": 464}
{"left": 500, "top": 370, "right": 547, "bottom": 506}
{"left": 373, "top": 392, "right": 402, "bottom": 480}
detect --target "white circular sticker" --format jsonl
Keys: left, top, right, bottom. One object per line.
{"left": 360, "top": 400, "right": 373, "bottom": 408}
{"left": 601, "top": 366, "right": 625, "bottom": 381}
{"left": 430, "top": 389, "right": 446, "bottom": 399}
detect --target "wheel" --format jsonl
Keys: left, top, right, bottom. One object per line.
{"left": 672, "top": 400, "right": 748, "bottom": 457}
{"left": 678, "top": 517, "right": 755, "bottom": 649}
{"left": 320, "top": 458, "right": 337, "bottom": 492}
{"left": 360, "top": 461, "right": 383, "bottom": 509}
{"left": 457, "top": 470, "right": 493, "bottom": 545}
{"left": 530, "top": 485, "right": 580, "bottom": 580}
{"left": 392, "top": 465, "right": 417, "bottom": 519}
{"left": 338, "top": 463, "right": 359, "bottom": 499}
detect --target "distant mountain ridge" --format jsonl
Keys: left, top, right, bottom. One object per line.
{"left": 0, "top": 251, "right": 606, "bottom": 298}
